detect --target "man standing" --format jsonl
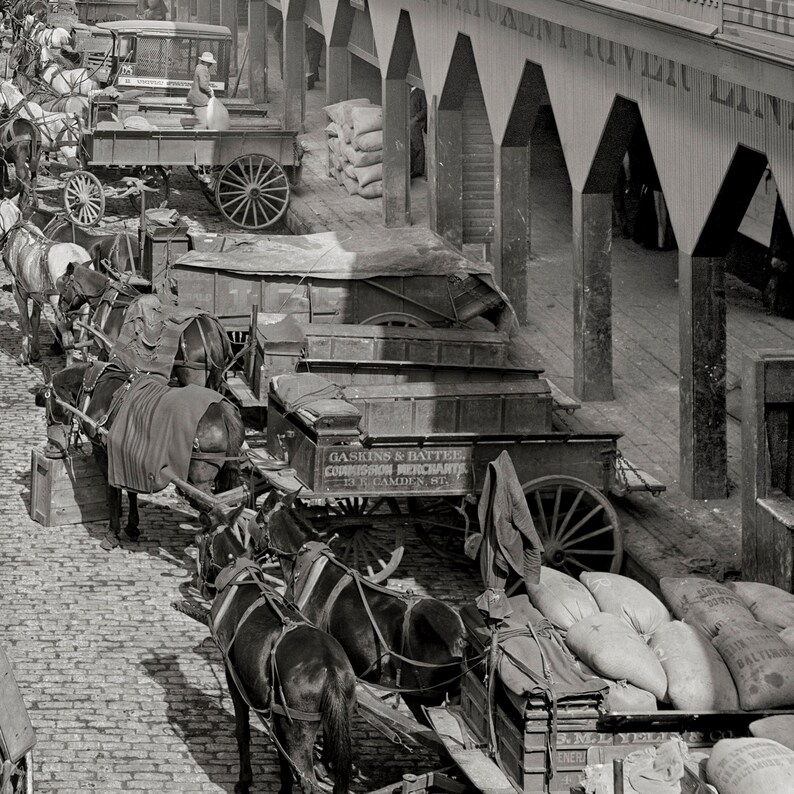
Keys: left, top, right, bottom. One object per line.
{"left": 409, "top": 87, "right": 427, "bottom": 179}
{"left": 187, "top": 51, "right": 215, "bottom": 129}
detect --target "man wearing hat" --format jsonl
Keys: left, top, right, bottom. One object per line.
{"left": 187, "top": 51, "right": 216, "bottom": 128}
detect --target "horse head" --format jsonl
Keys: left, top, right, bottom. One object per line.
{"left": 195, "top": 503, "right": 254, "bottom": 598}
{"left": 251, "top": 489, "right": 311, "bottom": 555}
{"left": 56, "top": 262, "right": 109, "bottom": 316}
{"left": 34, "top": 361, "right": 91, "bottom": 458}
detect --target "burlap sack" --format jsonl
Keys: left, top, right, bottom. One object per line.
{"left": 650, "top": 620, "right": 739, "bottom": 710}
{"left": 344, "top": 146, "right": 382, "bottom": 168}
{"left": 354, "top": 130, "right": 384, "bottom": 152}
{"left": 206, "top": 97, "right": 230, "bottom": 131}
{"left": 351, "top": 105, "right": 382, "bottom": 136}
{"left": 357, "top": 180, "right": 383, "bottom": 199}
{"left": 660, "top": 576, "right": 753, "bottom": 638}
{"left": 566, "top": 613, "right": 667, "bottom": 700}
{"left": 581, "top": 573, "right": 671, "bottom": 638}
{"left": 781, "top": 627, "right": 794, "bottom": 649}
{"left": 707, "top": 738, "right": 794, "bottom": 794}
{"left": 713, "top": 619, "right": 794, "bottom": 710}
{"left": 728, "top": 581, "right": 794, "bottom": 632}
{"left": 354, "top": 162, "right": 383, "bottom": 188}
{"left": 526, "top": 566, "right": 599, "bottom": 631}
{"left": 341, "top": 175, "right": 358, "bottom": 196}
{"left": 323, "top": 97, "right": 371, "bottom": 126}
{"left": 749, "top": 715, "right": 794, "bottom": 751}
{"left": 602, "top": 679, "right": 658, "bottom": 713}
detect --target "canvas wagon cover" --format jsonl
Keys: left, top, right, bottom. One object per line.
{"left": 174, "top": 227, "right": 495, "bottom": 280}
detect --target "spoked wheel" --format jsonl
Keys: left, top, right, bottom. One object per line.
{"left": 63, "top": 170, "right": 104, "bottom": 227}
{"left": 522, "top": 475, "right": 622, "bottom": 575}
{"left": 215, "top": 154, "right": 290, "bottom": 229}
{"left": 408, "top": 495, "right": 477, "bottom": 566}
{"left": 304, "top": 496, "right": 405, "bottom": 583}
{"left": 128, "top": 166, "right": 170, "bottom": 212}
{"left": 361, "top": 312, "right": 432, "bottom": 327}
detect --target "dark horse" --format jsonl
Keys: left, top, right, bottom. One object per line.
{"left": 35, "top": 362, "right": 245, "bottom": 547}
{"left": 57, "top": 264, "right": 232, "bottom": 390}
{"left": 198, "top": 507, "right": 356, "bottom": 794}
{"left": 0, "top": 114, "right": 39, "bottom": 207}
{"left": 207, "top": 494, "right": 466, "bottom": 724}
{"left": 24, "top": 206, "right": 139, "bottom": 275}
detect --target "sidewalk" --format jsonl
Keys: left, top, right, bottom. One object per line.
{"left": 261, "top": 42, "right": 794, "bottom": 592}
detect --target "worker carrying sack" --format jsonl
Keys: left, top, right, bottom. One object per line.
{"left": 660, "top": 576, "right": 753, "bottom": 638}
{"left": 707, "top": 738, "right": 794, "bottom": 794}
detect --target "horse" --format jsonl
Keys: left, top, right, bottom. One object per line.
{"left": 35, "top": 361, "right": 246, "bottom": 548}
{"left": 24, "top": 206, "right": 139, "bottom": 274}
{"left": 57, "top": 264, "right": 233, "bottom": 390}
{"left": 0, "top": 113, "right": 40, "bottom": 207}
{"left": 197, "top": 506, "right": 357, "bottom": 794}
{"left": 8, "top": 0, "right": 46, "bottom": 40}
{"left": 38, "top": 46, "right": 98, "bottom": 97}
{"left": 0, "top": 81, "right": 82, "bottom": 168}
{"left": 24, "top": 20, "right": 71, "bottom": 51}
{"left": 0, "top": 197, "right": 91, "bottom": 363}
{"left": 215, "top": 493, "right": 467, "bottom": 724}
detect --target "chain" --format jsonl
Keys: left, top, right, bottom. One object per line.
{"left": 613, "top": 449, "right": 659, "bottom": 496}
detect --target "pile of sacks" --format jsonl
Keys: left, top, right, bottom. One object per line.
{"left": 323, "top": 98, "right": 384, "bottom": 199}
{"left": 525, "top": 569, "right": 794, "bottom": 713}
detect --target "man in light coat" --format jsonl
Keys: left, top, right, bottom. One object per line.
{"left": 187, "top": 51, "right": 215, "bottom": 129}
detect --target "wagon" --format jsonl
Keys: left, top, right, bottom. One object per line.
{"left": 0, "top": 644, "right": 35, "bottom": 794}
{"left": 246, "top": 368, "right": 664, "bottom": 583}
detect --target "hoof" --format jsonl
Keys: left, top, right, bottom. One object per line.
{"left": 234, "top": 785, "right": 249, "bottom": 794}
{"left": 29, "top": 352, "right": 41, "bottom": 363}
{"left": 123, "top": 525, "right": 140, "bottom": 542}
{"left": 16, "top": 354, "right": 29, "bottom": 366}
{"left": 50, "top": 341, "right": 64, "bottom": 355}
{"left": 100, "top": 533, "right": 120, "bottom": 551}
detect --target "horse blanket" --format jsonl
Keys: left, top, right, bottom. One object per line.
{"left": 108, "top": 294, "right": 209, "bottom": 379}
{"left": 106, "top": 375, "right": 223, "bottom": 493}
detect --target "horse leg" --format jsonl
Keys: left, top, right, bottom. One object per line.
{"left": 12, "top": 286, "right": 31, "bottom": 364}
{"left": 100, "top": 484, "right": 124, "bottom": 551}
{"left": 28, "top": 299, "right": 42, "bottom": 362}
{"left": 124, "top": 491, "right": 139, "bottom": 541}
{"left": 274, "top": 717, "right": 320, "bottom": 794}
{"left": 226, "top": 669, "right": 253, "bottom": 794}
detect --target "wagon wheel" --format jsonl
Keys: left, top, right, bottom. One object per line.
{"left": 523, "top": 475, "right": 622, "bottom": 576}
{"left": 63, "top": 170, "right": 104, "bottom": 227}
{"left": 215, "top": 154, "right": 290, "bottom": 229}
{"left": 361, "top": 312, "right": 432, "bottom": 328}
{"left": 128, "top": 166, "right": 170, "bottom": 212}
{"left": 303, "top": 496, "right": 405, "bottom": 583}
{"left": 409, "top": 495, "right": 477, "bottom": 566}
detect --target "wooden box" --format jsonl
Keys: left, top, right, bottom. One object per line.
{"left": 142, "top": 226, "right": 190, "bottom": 289}
{"left": 344, "top": 380, "right": 553, "bottom": 437}
{"left": 29, "top": 448, "right": 109, "bottom": 527}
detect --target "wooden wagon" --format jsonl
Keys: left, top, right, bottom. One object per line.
{"left": 0, "top": 645, "right": 35, "bottom": 794}
{"left": 54, "top": 96, "right": 302, "bottom": 229}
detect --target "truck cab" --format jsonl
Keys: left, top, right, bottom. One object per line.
{"left": 72, "top": 20, "right": 232, "bottom": 97}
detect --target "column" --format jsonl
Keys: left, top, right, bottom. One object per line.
{"left": 432, "top": 108, "right": 462, "bottom": 249}
{"left": 679, "top": 252, "right": 727, "bottom": 499}
{"left": 493, "top": 145, "right": 530, "bottom": 324}
{"left": 325, "top": 46, "right": 350, "bottom": 106}
{"left": 382, "top": 78, "right": 410, "bottom": 227}
{"left": 283, "top": 18, "right": 305, "bottom": 131}
{"left": 196, "top": 0, "right": 211, "bottom": 23}
{"left": 220, "top": 0, "right": 238, "bottom": 75}
{"left": 248, "top": 0, "right": 267, "bottom": 104}
{"left": 572, "top": 189, "right": 614, "bottom": 401}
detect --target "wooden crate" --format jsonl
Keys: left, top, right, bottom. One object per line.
{"left": 29, "top": 448, "right": 109, "bottom": 527}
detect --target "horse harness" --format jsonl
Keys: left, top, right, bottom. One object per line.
{"left": 209, "top": 558, "right": 324, "bottom": 724}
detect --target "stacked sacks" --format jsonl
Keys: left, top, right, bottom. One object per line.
{"left": 323, "top": 99, "right": 384, "bottom": 199}
{"left": 707, "top": 738, "right": 794, "bottom": 794}
{"left": 727, "top": 580, "right": 794, "bottom": 633}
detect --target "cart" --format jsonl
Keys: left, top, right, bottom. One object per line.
{"left": 0, "top": 644, "right": 36, "bottom": 794}
{"left": 246, "top": 371, "right": 664, "bottom": 583}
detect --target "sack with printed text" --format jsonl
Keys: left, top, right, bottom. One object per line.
{"left": 660, "top": 576, "right": 753, "bottom": 638}
{"left": 707, "top": 738, "right": 794, "bottom": 794}
{"left": 728, "top": 580, "right": 794, "bottom": 632}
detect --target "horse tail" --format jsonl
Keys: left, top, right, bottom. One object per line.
{"left": 217, "top": 398, "right": 244, "bottom": 492}
{"left": 320, "top": 663, "right": 354, "bottom": 794}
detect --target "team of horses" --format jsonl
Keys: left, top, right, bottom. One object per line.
{"left": 0, "top": 7, "right": 472, "bottom": 793}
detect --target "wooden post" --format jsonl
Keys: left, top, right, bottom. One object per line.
{"left": 248, "top": 0, "right": 267, "bottom": 104}
{"left": 220, "top": 0, "right": 238, "bottom": 76}
{"left": 325, "top": 46, "right": 350, "bottom": 106}
{"left": 283, "top": 17, "right": 305, "bottom": 131}
{"left": 433, "top": 108, "right": 462, "bottom": 249}
{"left": 493, "top": 145, "right": 530, "bottom": 324}
{"left": 572, "top": 189, "right": 614, "bottom": 401}
{"left": 427, "top": 94, "right": 438, "bottom": 234}
{"left": 382, "top": 78, "right": 410, "bottom": 227}
{"left": 679, "top": 251, "right": 727, "bottom": 499}
{"left": 196, "top": 0, "right": 211, "bottom": 23}
{"left": 174, "top": 0, "right": 191, "bottom": 22}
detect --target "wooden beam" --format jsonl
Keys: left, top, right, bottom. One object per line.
{"left": 325, "top": 46, "right": 350, "bottom": 106}
{"left": 220, "top": 0, "right": 237, "bottom": 75}
{"left": 195, "top": 0, "right": 211, "bottom": 23}
{"left": 493, "top": 145, "right": 530, "bottom": 324}
{"left": 572, "top": 189, "right": 613, "bottom": 401}
{"left": 679, "top": 252, "right": 727, "bottom": 499}
{"left": 382, "top": 78, "right": 410, "bottom": 228}
{"left": 248, "top": 0, "right": 267, "bottom": 104}
{"left": 283, "top": 17, "right": 305, "bottom": 131}
{"left": 434, "top": 108, "right": 462, "bottom": 249}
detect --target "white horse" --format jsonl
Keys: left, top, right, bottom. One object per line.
{"left": 23, "top": 17, "right": 72, "bottom": 50}
{"left": 0, "top": 81, "right": 81, "bottom": 167}
{"left": 0, "top": 197, "right": 92, "bottom": 364}
{"left": 38, "top": 46, "right": 98, "bottom": 97}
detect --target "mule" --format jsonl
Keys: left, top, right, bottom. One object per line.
{"left": 239, "top": 494, "right": 466, "bottom": 724}
{"left": 58, "top": 264, "right": 233, "bottom": 390}
{"left": 0, "top": 81, "right": 82, "bottom": 168}
{"left": 36, "top": 361, "right": 246, "bottom": 549}
{"left": 25, "top": 206, "right": 139, "bottom": 274}
{"left": 196, "top": 508, "right": 357, "bottom": 794}
{"left": 0, "top": 197, "right": 91, "bottom": 363}
{"left": 38, "top": 46, "right": 97, "bottom": 97}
